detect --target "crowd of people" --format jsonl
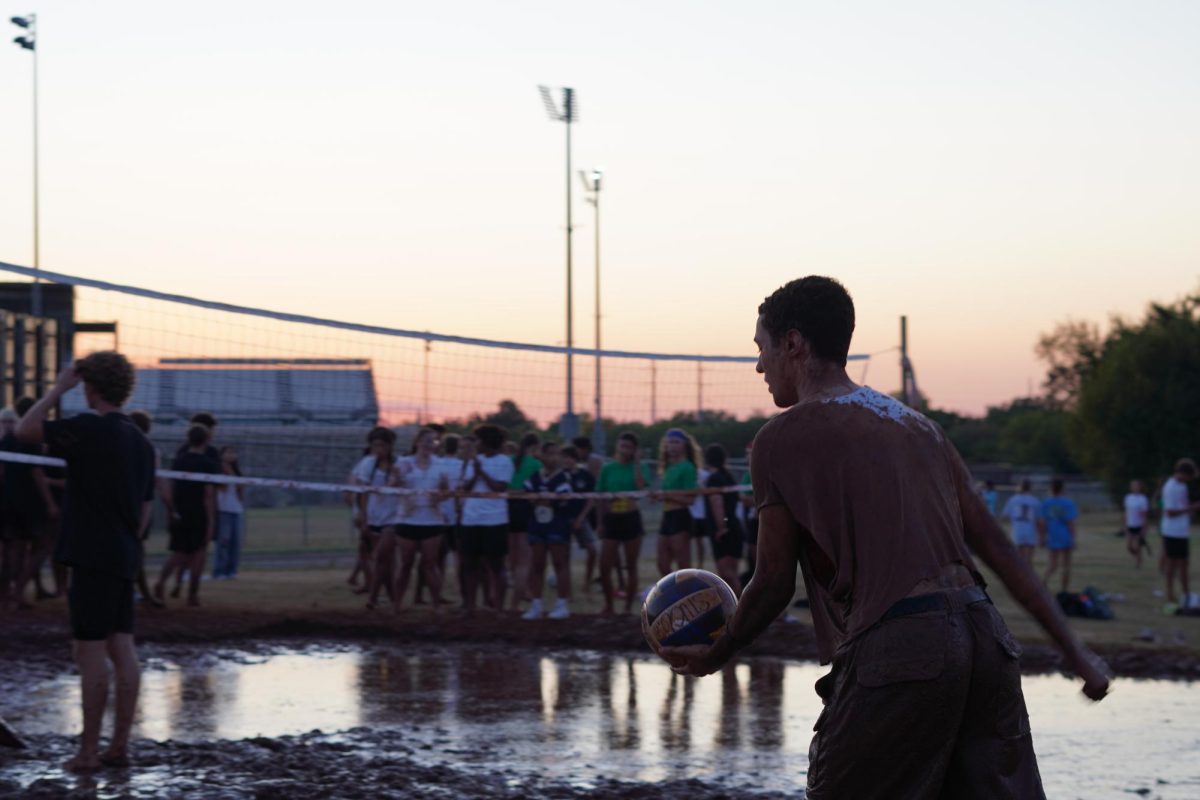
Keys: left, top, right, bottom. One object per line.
{"left": 991, "top": 458, "right": 1199, "bottom": 608}
{"left": 341, "top": 425, "right": 762, "bottom": 619}
{"left": 0, "top": 405, "right": 246, "bottom": 612}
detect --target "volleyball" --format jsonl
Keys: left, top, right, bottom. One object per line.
{"left": 641, "top": 569, "right": 738, "bottom": 655}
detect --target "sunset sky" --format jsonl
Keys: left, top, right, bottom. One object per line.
{"left": 1, "top": 1, "right": 1197, "bottom": 415}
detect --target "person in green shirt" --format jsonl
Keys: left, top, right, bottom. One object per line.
{"left": 505, "top": 432, "right": 542, "bottom": 610}
{"left": 596, "top": 431, "right": 650, "bottom": 614}
{"left": 655, "top": 428, "right": 700, "bottom": 576}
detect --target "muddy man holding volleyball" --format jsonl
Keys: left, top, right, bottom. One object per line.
{"left": 661, "top": 277, "right": 1111, "bottom": 799}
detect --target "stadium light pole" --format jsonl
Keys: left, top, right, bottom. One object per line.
{"left": 539, "top": 85, "right": 579, "bottom": 439}
{"left": 10, "top": 14, "right": 40, "bottom": 317}
{"left": 579, "top": 167, "right": 603, "bottom": 453}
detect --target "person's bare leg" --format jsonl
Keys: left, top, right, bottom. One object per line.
{"left": 187, "top": 549, "right": 205, "bottom": 606}
{"left": 599, "top": 540, "right": 618, "bottom": 614}
{"left": 1043, "top": 550, "right": 1059, "bottom": 588}
{"left": 583, "top": 542, "right": 597, "bottom": 593}
{"left": 1165, "top": 559, "right": 1178, "bottom": 603}
{"left": 392, "top": 538, "right": 418, "bottom": 613}
{"left": 550, "top": 543, "right": 570, "bottom": 600}
{"left": 1061, "top": 550, "right": 1072, "bottom": 593}
{"left": 527, "top": 542, "right": 547, "bottom": 604}
{"left": 103, "top": 633, "right": 139, "bottom": 763}
{"left": 507, "top": 533, "right": 531, "bottom": 611}
{"left": 1181, "top": 558, "right": 1191, "bottom": 605}
{"left": 671, "top": 533, "right": 691, "bottom": 571}
{"left": 485, "top": 555, "right": 507, "bottom": 609}
{"left": 656, "top": 534, "right": 671, "bottom": 576}
{"left": 717, "top": 556, "right": 742, "bottom": 595}
{"left": 419, "top": 538, "right": 444, "bottom": 608}
{"left": 67, "top": 640, "right": 108, "bottom": 772}
{"left": 623, "top": 539, "right": 642, "bottom": 614}
{"left": 9, "top": 543, "right": 31, "bottom": 609}
{"left": 365, "top": 531, "right": 394, "bottom": 608}
{"left": 154, "top": 554, "right": 183, "bottom": 602}
{"left": 693, "top": 536, "right": 705, "bottom": 570}
{"left": 461, "top": 552, "right": 481, "bottom": 611}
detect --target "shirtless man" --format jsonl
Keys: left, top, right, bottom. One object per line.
{"left": 663, "top": 276, "right": 1109, "bottom": 798}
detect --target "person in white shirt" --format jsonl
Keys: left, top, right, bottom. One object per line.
{"left": 1160, "top": 458, "right": 1200, "bottom": 605}
{"left": 392, "top": 428, "right": 454, "bottom": 613}
{"left": 352, "top": 427, "right": 403, "bottom": 610}
{"left": 1123, "top": 480, "right": 1150, "bottom": 569}
{"left": 1001, "top": 479, "right": 1041, "bottom": 567}
{"left": 212, "top": 447, "right": 245, "bottom": 579}
{"left": 458, "top": 424, "right": 514, "bottom": 611}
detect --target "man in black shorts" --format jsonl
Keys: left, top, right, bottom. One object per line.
{"left": 17, "top": 352, "right": 156, "bottom": 772}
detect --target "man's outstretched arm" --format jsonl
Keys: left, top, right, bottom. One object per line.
{"left": 952, "top": 451, "right": 1109, "bottom": 700}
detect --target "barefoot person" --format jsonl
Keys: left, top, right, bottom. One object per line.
{"left": 16, "top": 353, "right": 156, "bottom": 772}
{"left": 655, "top": 429, "right": 699, "bottom": 576}
{"left": 1123, "top": 479, "right": 1150, "bottom": 569}
{"left": 596, "top": 432, "right": 648, "bottom": 615}
{"left": 392, "top": 428, "right": 453, "bottom": 612}
{"left": 1001, "top": 478, "right": 1041, "bottom": 567}
{"left": 1161, "top": 458, "right": 1199, "bottom": 606}
{"left": 661, "top": 277, "right": 1109, "bottom": 799}
{"left": 352, "top": 427, "right": 403, "bottom": 610}
{"left": 1039, "top": 478, "right": 1079, "bottom": 593}
{"left": 156, "top": 425, "right": 219, "bottom": 606}
{"left": 702, "top": 444, "right": 744, "bottom": 595}
{"left": 458, "top": 424, "right": 513, "bottom": 611}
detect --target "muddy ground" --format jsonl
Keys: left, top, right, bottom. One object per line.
{"left": 2, "top": 606, "right": 1199, "bottom": 799}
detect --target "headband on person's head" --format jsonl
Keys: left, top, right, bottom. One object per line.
{"left": 665, "top": 429, "right": 688, "bottom": 442}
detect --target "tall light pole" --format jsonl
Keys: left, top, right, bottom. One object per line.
{"left": 579, "top": 168, "right": 603, "bottom": 452}
{"left": 538, "top": 85, "right": 578, "bottom": 438}
{"left": 10, "top": 14, "right": 40, "bottom": 317}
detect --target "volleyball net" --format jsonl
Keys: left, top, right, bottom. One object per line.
{"left": 0, "top": 261, "right": 874, "bottom": 505}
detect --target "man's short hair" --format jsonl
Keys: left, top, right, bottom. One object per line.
{"left": 540, "top": 440, "right": 560, "bottom": 454}
{"left": 474, "top": 424, "right": 506, "bottom": 451}
{"left": 186, "top": 423, "right": 210, "bottom": 448}
{"left": 561, "top": 444, "right": 580, "bottom": 461}
{"left": 758, "top": 276, "right": 856, "bottom": 367}
{"left": 1019, "top": 478, "right": 1032, "bottom": 492}
{"left": 129, "top": 410, "right": 152, "bottom": 435}
{"left": 571, "top": 436, "right": 592, "bottom": 452}
{"left": 76, "top": 351, "right": 137, "bottom": 406}
{"left": 190, "top": 411, "right": 218, "bottom": 429}
{"left": 617, "top": 431, "right": 639, "bottom": 447}
{"left": 366, "top": 426, "right": 396, "bottom": 446}
{"left": 442, "top": 433, "right": 460, "bottom": 456}
{"left": 1176, "top": 458, "right": 1198, "bottom": 479}
{"left": 14, "top": 396, "right": 34, "bottom": 416}
{"left": 1050, "top": 478, "right": 1065, "bottom": 494}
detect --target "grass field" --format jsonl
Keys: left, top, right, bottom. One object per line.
{"left": 149, "top": 506, "right": 1199, "bottom": 654}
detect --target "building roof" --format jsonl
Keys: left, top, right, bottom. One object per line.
{"left": 63, "top": 358, "right": 378, "bottom": 425}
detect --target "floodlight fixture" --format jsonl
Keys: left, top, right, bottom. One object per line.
{"left": 10, "top": 13, "right": 40, "bottom": 315}
{"left": 10, "top": 16, "right": 30, "bottom": 28}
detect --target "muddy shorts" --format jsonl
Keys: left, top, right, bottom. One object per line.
{"left": 805, "top": 586, "right": 1045, "bottom": 799}
{"left": 69, "top": 570, "right": 134, "bottom": 641}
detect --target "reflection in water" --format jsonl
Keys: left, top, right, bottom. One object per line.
{"left": 5, "top": 644, "right": 1200, "bottom": 798}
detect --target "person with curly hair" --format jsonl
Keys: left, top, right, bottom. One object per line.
{"left": 16, "top": 352, "right": 156, "bottom": 772}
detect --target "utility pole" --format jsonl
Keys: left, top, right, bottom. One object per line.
{"left": 580, "top": 168, "right": 604, "bottom": 452}
{"left": 10, "top": 14, "right": 40, "bottom": 317}
{"left": 538, "top": 85, "right": 579, "bottom": 438}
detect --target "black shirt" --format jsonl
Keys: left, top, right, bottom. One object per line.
{"left": 175, "top": 442, "right": 220, "bottom": 472}
{"left": 0, "top": 432, "right": 47, "bottom": 518}
{"left": 44, "top": 412, "right": 156, "bottom": 579}
{"left": 171, "top": 451, "right": 220, "bottom": 524}
{"left": 705, "top": 469, "right": 742, "bottom": 531}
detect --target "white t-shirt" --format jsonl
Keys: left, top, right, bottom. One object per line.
{"left": 1124, "top": 493, "right": 1149, "bottom": 529}
{"left": 352, "top": 455, "right": 403, "bottom": 527}
{"left": 460, "top": 453, "right": 514, "bottom": 526}
{"left": 217, "top": 484, "right": 244, "bottom": 515}
{"left": 398, "top": 455, "right": 457, "bottom": 526}
{"left": 1161, "top": 477, "right": 1191, "bottom": 539}
{"left": 438, "top": 456, "right": 463, "bottom": 525}
{"left": 1001, "top": 494, "right": 1041, "bottom": 543}
{"left": 690, "top": 468, "right": 711, "bottom": 519}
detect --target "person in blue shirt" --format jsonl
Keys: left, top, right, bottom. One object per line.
{"left": 1039, "top": 478, "right": 1079, "bottom": 592}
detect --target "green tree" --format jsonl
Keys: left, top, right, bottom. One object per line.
{"left": 1067, "top": 293, "right": 1200, "bottom": 493}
